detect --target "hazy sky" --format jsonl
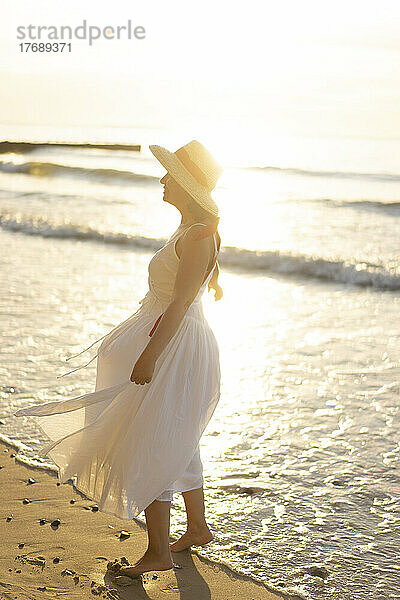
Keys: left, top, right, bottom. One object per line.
{"left": 1, "top": 0, "right": 400, "bottom": 139}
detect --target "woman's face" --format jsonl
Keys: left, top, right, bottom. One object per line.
{"left": 160, "top": 173, "right": 187, "bottom": 206}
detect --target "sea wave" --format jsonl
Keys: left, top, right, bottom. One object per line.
{"left": 0, "top": 159, "right": 159, "bottom": 184}
{"left": 1, "top": 212, "right": 399, "bottom": 290}
{"left": 315, "top": 198, "right": 400, "bottom": 214}
{"left": 0, "top": 432, "right": 58, "bottom": 472}
{"left": 223, "top": 246, "right": 400, "bottom": 290}
{"left": 0, "top": 213, "right": 163, "bottom": 251}
{"left": 247, "top": 165, "right": 400, "bottom": 183}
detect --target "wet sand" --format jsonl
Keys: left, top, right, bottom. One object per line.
{"left": 0, "top": 440, "right": 288, "bottom": 600}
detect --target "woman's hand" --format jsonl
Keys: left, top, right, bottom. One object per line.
{"left": 130, "top": 353, "right": 156, "bottom": 385}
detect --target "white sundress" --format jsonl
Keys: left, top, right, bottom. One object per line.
{"left": 14, "top": 222, "right": 221, "bottom": 520}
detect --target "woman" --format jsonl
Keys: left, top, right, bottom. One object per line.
{"left": 14, "top": 139, "right": 224, "bottom": 579}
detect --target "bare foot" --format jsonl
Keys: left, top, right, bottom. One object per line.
{"left": 117, "top": 550, "right": 174, "bottom": 579}
{"left": 169, "top": 526, "right": 214, "bottom": 552}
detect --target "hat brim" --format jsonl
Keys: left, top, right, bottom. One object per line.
{"left": 149, "top": 144, "right": 219, "bottom": 217}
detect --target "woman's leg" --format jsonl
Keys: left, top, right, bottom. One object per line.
{"left": 182, "top": 486, "right": 208, "bottom": 530}
{"left": 118, "top": 499, "right": 174, "bottom": 576}
{"left": 145, "top": 498, "right": 173, "bottom": 557}
{"left": 169, "top": 487, "right": 214, "bottom": 552}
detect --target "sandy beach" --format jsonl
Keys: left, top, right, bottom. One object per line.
{"left": 0, "top": 440, "right": 288, "bottom": 600}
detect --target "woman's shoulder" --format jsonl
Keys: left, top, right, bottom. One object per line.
{"left": 175, "top": 223, "right": 217, "bottom": 260}
{"left": 183, "top": 222, "right": 217, "bottom": 240}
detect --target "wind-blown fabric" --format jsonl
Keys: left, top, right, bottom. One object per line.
{"left": 14, "top": 223, "right": 221, "bottom": 519}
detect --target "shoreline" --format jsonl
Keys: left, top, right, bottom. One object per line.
{"left": 0, "top": 439, "right": 294, "bottom": 600}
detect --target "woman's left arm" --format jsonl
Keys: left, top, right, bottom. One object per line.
{"left": 130, "top": 225, "right": 211, "bottom": 384}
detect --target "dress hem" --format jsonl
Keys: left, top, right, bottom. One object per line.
{"left": 62, "top": 476, "right": 206, "bottom": 519}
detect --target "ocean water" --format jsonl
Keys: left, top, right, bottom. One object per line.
{"left": 0, "top": 126, "right": 399, "bottom": 600}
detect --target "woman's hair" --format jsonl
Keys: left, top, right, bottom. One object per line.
{"left": 186, "top": 196, "right": 222, "bottom": 297}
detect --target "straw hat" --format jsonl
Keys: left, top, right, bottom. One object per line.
{"left": 149, "top": 140, "right": 223, "bottom": 218}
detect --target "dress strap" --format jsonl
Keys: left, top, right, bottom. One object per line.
{"left": 192, "top": 218, "right": 220, "bottom": 240}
